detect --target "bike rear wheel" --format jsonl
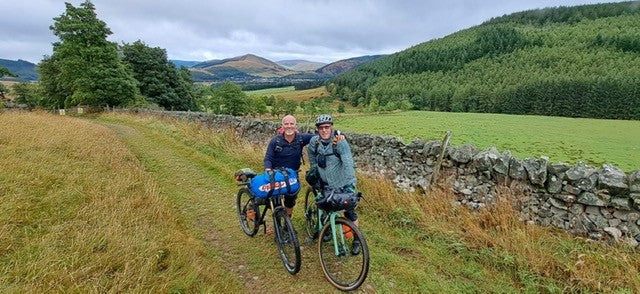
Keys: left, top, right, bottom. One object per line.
{"left": 237, "top": 188, "right": 260, "bottom": 236}
{"left": 317, "top": 217, "right": 369, "bottom": 291}
{"left": 304, "top": 188, "right": 319, "bottom": 240}
{"left": 274, "top": 208, "right": 301, "bottom": 274}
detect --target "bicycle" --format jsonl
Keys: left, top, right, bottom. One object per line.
{"left": 304, "top": 186, "right": 370, "bottom": 291}
{"left": 235, "top": 169, "right": 301, "bottom": 275}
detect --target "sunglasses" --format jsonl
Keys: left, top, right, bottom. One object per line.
{"left": 317, "top": 125, "right": 332, "bottom": 131}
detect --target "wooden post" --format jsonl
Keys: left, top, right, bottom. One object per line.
{"left": 430, "top": 131, "right": 452, "bottom": 188}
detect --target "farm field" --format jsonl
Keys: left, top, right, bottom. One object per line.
{"left": 246, "top": 86, "right": 329, "bottom": 102}
{"left": 335, "top": 111, "right": 640, "bottom": 172}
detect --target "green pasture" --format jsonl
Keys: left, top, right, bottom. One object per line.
{"left": 335, "top": 111, "right": 640, "bottom": 172}
{"left": 245, "top": 86, "right": 295, "bottom": 96}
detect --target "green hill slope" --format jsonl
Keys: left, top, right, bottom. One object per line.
{"left": 0, "top": 59, "right": 38, "bottom": 81}
{"left": 331, "top": 1, "right": 640, "bottom": 119}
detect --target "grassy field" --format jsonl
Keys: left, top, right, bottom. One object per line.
{"left": 1, "top": 112, "right": 639, "bottom": 292}
{"left": 246, "top": 86, "right": 329, "bottom": 102}
{"left": 335, "top": 111, "right": 640, "bottom": 172}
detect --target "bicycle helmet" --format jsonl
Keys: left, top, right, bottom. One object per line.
{"left": 315, "top": 114, "right": 333, "bottom": 126}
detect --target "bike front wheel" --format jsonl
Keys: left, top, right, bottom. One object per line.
{"left": 237, "top": 188, "right": 260, "bottom": 236}
{"left": 274, "top": 208, "right": 301, "bottom": 275}
{"left": 317, "top": 217, "right": 369, "bottom": 291}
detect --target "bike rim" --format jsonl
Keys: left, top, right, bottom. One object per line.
{"left": 237, "top": 190, "right": 258, "bottom": 235}
{"left": 318, "top": 218, "right": 369, "bottom": 290}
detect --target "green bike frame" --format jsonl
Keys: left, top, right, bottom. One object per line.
{"left": 316, "top": 205, "right": 349, "bottom": 256}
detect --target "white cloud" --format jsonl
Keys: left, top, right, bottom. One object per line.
{"left": 0, "top": 0, "right": 623, "bottom": 64}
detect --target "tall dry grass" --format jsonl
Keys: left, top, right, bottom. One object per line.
{"left": 0, "top": 112, "right": 241, "bottom": 292}
{"left": 357, "top": 174, "right": 640, "bottom": 292}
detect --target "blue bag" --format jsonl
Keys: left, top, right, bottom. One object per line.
{"left": 250, "top": 168, "right": 300, "bottom": 199}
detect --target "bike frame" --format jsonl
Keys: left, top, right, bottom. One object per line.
{"left": 239, "top": 182, "right": 287, "bottom": 234}
{"left": 312, "top": 191, "right": 350, "bottom": 257}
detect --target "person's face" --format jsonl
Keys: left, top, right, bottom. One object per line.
{"left": 282, "top": 117, "right": 297, "bottom": 136}
{"left": 317, "top": 123, "right": 333, "bottom": 140}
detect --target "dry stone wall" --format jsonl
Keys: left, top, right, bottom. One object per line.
{"left": 124, "top": 110, "right": 640, "bottom": 247}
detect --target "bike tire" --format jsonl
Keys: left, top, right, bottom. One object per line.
{"left": 274, "top": 208, "right": 301, "bottom": 274}
{"left": 317, "top": 217, "right": 370, "bottom": 291}
{"left": 304, "top": 188, "right": 319, "bottom": 240}
{"left": 236, "top": 188, "right": 260, "bottom": 236}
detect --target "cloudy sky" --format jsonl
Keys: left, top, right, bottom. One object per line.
{"left": 0, "top": 0, "right": 622, "bottom": 64}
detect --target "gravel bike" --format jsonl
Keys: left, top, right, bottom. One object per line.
{"left": 235, "top": 169, "right": 301, "bottom": 275}
{"left": 304, "top": 187, "right": 369, "bottom": 291}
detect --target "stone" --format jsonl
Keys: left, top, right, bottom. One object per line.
{"left": 585, "top": 206, "right": 601, "bottom": 215}
{"left": 566, "top": 161, "right": 596, "bottom": 181}
{"left": 570, "top": 203, "right": 585, "bottom": 215}
{"left": 561, "top": 194, "right": 576, "bottom": 203}
{"left": 492, "top": 151, "right": 511, "bottom": 175}
{"left": 604, "top": 227, "right": 622, "bottom": 241}
{"left": 449, "top": 144, "right": 478, "bottom": 164}
{"left": 631, "top": 193, "right": 640, "bottom": 210}
{"left": 562, "top": 184, "right": 582, "bottom": 195}
{"left": 547, "top": 162, "right": 571, "bottom": 174}
{"left": 549, "top": 198, "right": 568, "bottom": 210}
{"left": 509, "top": 157, "right": 527, "bottom": 180}
{"left": 612, "top": 211, "right": 640, "bottom": 222}
{"left": 576, "top": 192, "right": 607, "bottom": 207}
{"left": 630, "top": 170, "right": 640, "bottom": 192}
{"left": 461, "top": 188, "right": 473, "bottom": 196}
{"left": 547, "top": 173, "right": 563, "bottom": 194}
{"left": 573, "top": 174, "right": 597, "bottom": 191}
{"left": 588, "top": 232, "right": 603, "bottom": 239}
{"left": 472, "top": 147, "right": 500, "bottom": 171}
{"left": 610, "top": 197, "right": 632, "bottom": 211}
{"left": 523, "top": 156, "right": 548, "bottom": 186}
{"left": 598, "top": 164, "right": 629, "bottom": 194}
{"left": 629, "top": 223, "right": 640, "bottom": 238}
{"left": 608, "top": 219, "right": 621, "bottom": 227}
{"left": 586, "top": 214, "right": 608, "bottom": 229}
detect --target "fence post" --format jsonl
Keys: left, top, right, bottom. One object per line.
{"left": 430, "top": 131, "right": 452, "bottom": 189}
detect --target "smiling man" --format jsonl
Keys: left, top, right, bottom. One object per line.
{"left": 263, "top": 115, "right": 314, "bottom": 218}
{"left": 307, "top": 113, "right": 362, "bottom": 254}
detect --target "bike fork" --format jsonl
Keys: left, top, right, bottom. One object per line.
{"left": 330, "top": 214, "right": 349, "bottom": 257}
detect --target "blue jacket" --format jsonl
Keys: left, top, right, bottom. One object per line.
{"left": 264, "top": 133, "right": 314, "bottom": 171}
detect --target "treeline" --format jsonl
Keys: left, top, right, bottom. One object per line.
{"left": 330, "top": 1, "right": 640, "bottom": 119}
{"left": 485, "top": 1, "right": 640, "bottom": 25}
{"left": 239, "top": 79, "right": 325, "bottom": 91}
{"left": 191, "top": 82, "right": 344, "bottom": 117}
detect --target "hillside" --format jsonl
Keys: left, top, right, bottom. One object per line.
{"left": 190, "top": 54, "right": 298, "bottom": 81}
{"left": 1, "top": 112, "right": 638, "bottom": 292}
{"left": 331, "top": 1, "right": 640, "bottom": 119}
{"left": 315, "top": 55, "right": 385, "bottom": 76}
{"left": 0, "top": 59, "right": 38, "bottom": 81}
{"left": 188, "top": 54, "right": 385, "bottom": 82}
{"left": 276, "top": 59, "right": 326, "bottom": 71}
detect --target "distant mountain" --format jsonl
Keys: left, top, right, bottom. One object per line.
{"left": 190, "top": 54, "right": 298, "bottom": 81}
{"left": 276, "top": 59, "right": 326, "bottom": 71}
{"left": 315, "top": 55, "right": 385, "bottom": 76}
{"left": 170, "top": 60, "right": 201, "bottom": 68}
{"left": 0, "top": 59, "right": 38, "bottom": 81}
